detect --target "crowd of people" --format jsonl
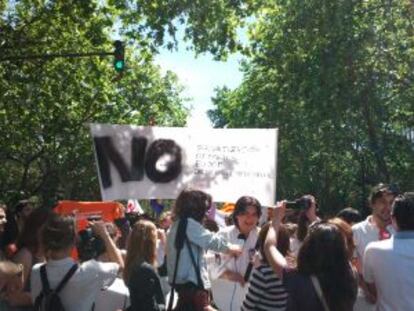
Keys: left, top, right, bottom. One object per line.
{"left": 0, "top": 183, "right": 413, "bottom": 311}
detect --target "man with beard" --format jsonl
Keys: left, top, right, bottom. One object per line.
{"left": 352, "top": 183, "right": 398, "bottom": 311}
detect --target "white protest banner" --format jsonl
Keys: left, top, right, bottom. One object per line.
{"left": 90, "top": 124, "right": 278, "bottom": 206}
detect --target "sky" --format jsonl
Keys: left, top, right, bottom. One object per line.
{"left": 110, "top": 18, "right": 246, "bottom": 128}
{"left": 155, "top": 47, "right": 244, "bottom": 127}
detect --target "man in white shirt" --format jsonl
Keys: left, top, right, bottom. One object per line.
{"left": 363, "top": 193, "right": 414, "bottom": 311}
{"left": 352, "top": 184, "right": 397, "bottom": 311}
{"left": 31, "top": 214, "right": 123, "bottom": 311}
{"left": 210, "top": 196, "right": 261, "bottom": 311}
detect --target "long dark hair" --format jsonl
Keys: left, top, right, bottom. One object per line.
{"left": 297, "top": 222, "right": 357, "bottom": 311}
{"left": 173, "top": 188, "right": 212, "bottom": 223}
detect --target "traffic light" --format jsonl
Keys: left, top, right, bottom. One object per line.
{"left": 113, "top": 40, "right": 125, "bottom": 72}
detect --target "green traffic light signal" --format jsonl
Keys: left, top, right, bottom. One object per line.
{"left": 113, "top": 40, "right": 125, "bottom": 73}
{"left": 114, "top": 59, "right": 124, "bottom": 71}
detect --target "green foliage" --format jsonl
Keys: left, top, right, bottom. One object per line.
{"left": 113, "top": 0, "right": 261, "bottom": 59}
{"left": 1, "top": 0, "right": 413, "bottom": 216}
{"left": 0, "top": 0, "right": 188, "bottom": 208}
{"left": 209, "top": 0, "right": 414, "bottom": 214}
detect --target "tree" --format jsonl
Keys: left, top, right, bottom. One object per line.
{"left": 1, "top": 0, "right": 413, "bottom": 214}
{"left": 0, "top": 1, "right": 188, "bottom": 208}
{"left": 209, "top": 0, "right": 414, "bottom": 213}
{"left": 113, "top": 0, "right": 258, "bottom": 59}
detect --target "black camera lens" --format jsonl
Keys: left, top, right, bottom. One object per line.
{"left": 77, "top": 228, "right": 106, "bottom": 261}
{"left": 78, "top": 228, "right": 93, "bottom": 242}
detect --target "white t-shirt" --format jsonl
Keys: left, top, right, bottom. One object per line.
{"left": 352, "top": 216, "right": 395, "bottom": 311}
{"left": 210, "top": 225, "right": 259, "bottom": 311}
{"left": 352, "top": 216, "right": 394, "bottom": 264}
{"left": 31, "top": 257, "right": 119, "bottom": 311}
{"left": 363, "top": 233, "right": 414, "bottom": 311}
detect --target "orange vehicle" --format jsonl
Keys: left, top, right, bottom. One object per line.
{"left": 54, "top": 200, "right": 124, "bottom": 231}
{"left": 54, "top": 200, "right": 124, "bottom": 259}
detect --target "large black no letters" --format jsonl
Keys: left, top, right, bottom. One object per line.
{"left": 93, "top": 136, "right": 182, "bottom": 188}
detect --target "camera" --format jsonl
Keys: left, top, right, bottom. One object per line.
{"left": 285, "top": 197, "right": 312, "bottom": 210}
{"left": 77, "top": 227, "right": 106, "bottom": 261}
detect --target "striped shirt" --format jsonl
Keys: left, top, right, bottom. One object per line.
{"left": 241, "top": 264, "right": 288, "bottom": 311}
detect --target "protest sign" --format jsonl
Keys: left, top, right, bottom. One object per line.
{"left": 90, "top": 124, "right": 278, "bottom": 206}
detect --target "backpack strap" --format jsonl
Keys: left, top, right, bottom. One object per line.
{"left": 34, "top": 264, "right": 50, "bottom": 309}
{"left": 185, "top": 237, "right": 204, "bottom": 289}
{"left": 310, "top": 275, "right": 330, "bottom": 311}
{"left": 40, "top": 264, "right": 51, "bottom": 294}
{"left": 40, "top": 263, "right": 78, "bottom": 293}
{"left": 35, "top": 263, "right": 78, "bottom": 310}
{"left": 55, "top": 264, "right": 78, "bottom": 293}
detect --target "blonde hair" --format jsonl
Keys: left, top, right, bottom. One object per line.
{"left": 159, "top": 210, "right": 172, "bottom": 223}
{"left": 123, "top": 220, "right": 157, "bottom": 284}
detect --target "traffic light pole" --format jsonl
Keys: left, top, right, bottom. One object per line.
{"left": 0, "top": 51, "right": 114, "bottom": 62}
{"left": 1, "top": 41, "right": 125, "bottom": 76}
